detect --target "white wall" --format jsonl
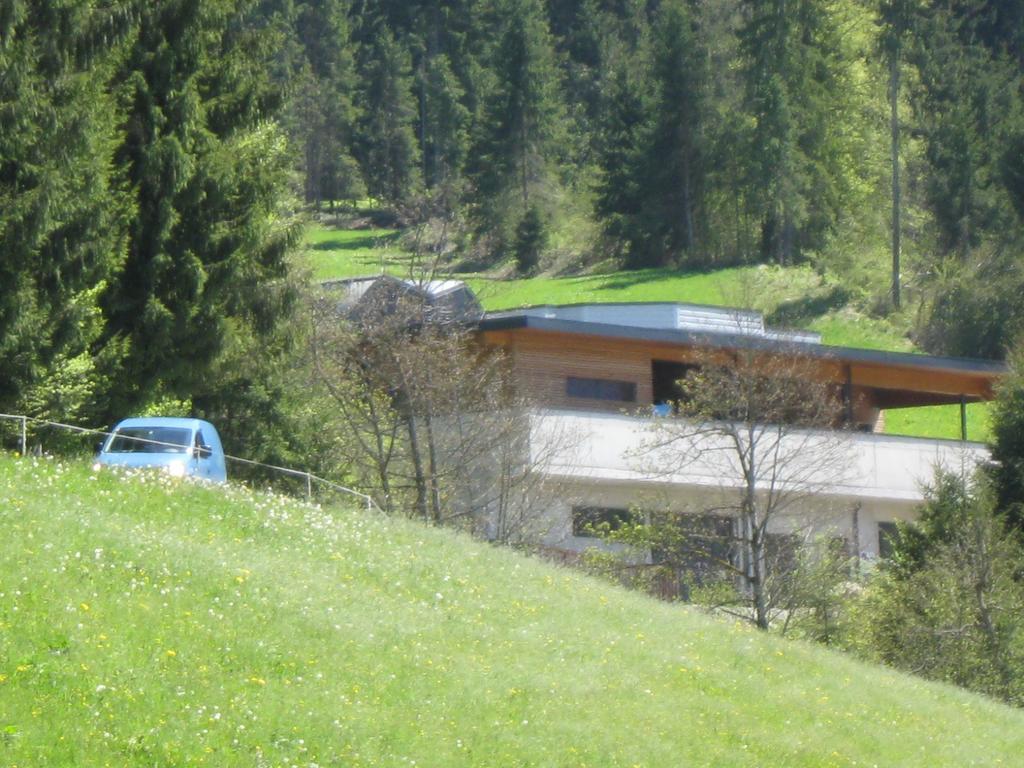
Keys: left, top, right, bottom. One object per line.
{"left": 529, "top": 409, "right": 988, "bottom": 502}
{"left": 526, "top": 409, "right": 988, "bottom": 558}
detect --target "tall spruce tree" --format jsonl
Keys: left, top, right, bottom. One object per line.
{"left": 466, "top": 0, "right": 564, "bottom": 250}
{"left": 594, "top": 0, "right": 710, "bottom": 269}
{"left": 909, "top": 4, "right": 1022, "bottom": 260}
{"left": 292, "top": 0, "right": 361, "bottom": 208}
{"left": 99, "top": 0, "right": 299, "bottom": 417}
{"left": 355, "top": 23, "right": 422, "bottom": 205}
{"left": 909, "top": 2, "right": 1024, "bottom": 356}
{"left": 418, "top": 52, "right": 470, "bottom": 192}
{"left": 0, "top": 1, "right": 129, "bottom": 419}
{"left": 738, "top": 0, "right": 847, "bottom": 264}
{"left": 594, "top": 58, "right": 651, "bottom": 266}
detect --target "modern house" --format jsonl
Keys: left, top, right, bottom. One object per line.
{"left": 334, "top": 277, "right": 1006, "bottom": 565}
{"left": 475, "top": 301, "right": 1004, "bottom": 562}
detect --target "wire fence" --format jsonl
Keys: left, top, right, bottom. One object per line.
{"left": 0, "top": 412, "right": 380, "bottom": 513}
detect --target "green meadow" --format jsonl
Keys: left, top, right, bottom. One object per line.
{"left": 2, "top": 455, "right": 1023, "bottom": 766}
{"left": 303, "top": 223, "right": 991, "bottom": 442}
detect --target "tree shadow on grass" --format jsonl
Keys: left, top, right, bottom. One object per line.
{"left": 766, "top": 285, "right": 851, "bottom": 328}
{"left": 578, "top": 268, "right": 680, "bottom": 290}
{"left": 309, "top": 232, "right": 401, "bottom": 252}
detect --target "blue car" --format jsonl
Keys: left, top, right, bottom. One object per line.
{"left": 95, "top": 417, "right": 228, "bottom": 483}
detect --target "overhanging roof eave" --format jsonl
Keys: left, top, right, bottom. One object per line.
{"left": 477, "top": 314, "right": 1007, "bottom": 378}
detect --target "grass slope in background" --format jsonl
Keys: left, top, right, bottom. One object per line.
{"left": 305, "top": 226, "right": 401, "bottom": 280}
{"left": 301, "top": 224, "right": 991, "bottom": 442}
{"left": 2, "top": 456, "right": 1022, "bottom": 767}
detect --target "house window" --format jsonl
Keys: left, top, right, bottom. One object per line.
{"left": 566, "top": 376, "right": 637, "bottom": 402}
{"left": 877, "top": 521, "right": 899, "bottom": 559}
{"left": 651, "top": 514, "right": 736, "bottom": 582}
{"left": 572, "top": 506, "right": 636, "bottom": 537}
{"left": 765, "top": 533, "right": 801, "bottom": 578}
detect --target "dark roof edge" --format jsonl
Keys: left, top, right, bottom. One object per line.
{"left": 477, "top": 315, "right": 1008, "bottom": 376}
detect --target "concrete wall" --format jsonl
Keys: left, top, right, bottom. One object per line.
{"left": 525, "top": 409, "right": 989, "bottom": 559}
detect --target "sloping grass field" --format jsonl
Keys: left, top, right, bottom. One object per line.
{"left": 2, "top": 455, "right": 1023, "bottom": 766}
{"left": 302, "top": 224, "right": 991, "bottom": 442}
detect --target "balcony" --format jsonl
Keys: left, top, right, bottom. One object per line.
{"left": 528, "top": 409, "right": 989, "bottom": 504}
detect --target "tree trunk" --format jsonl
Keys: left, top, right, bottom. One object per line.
{"left": 889, "top": 49, "right": 902, "bottom": 308}
{"left": 423, "top": 412, "right": 443, "bottom": 523}
{"left": 405, "top": 414, "right": 430, "bottom": 520}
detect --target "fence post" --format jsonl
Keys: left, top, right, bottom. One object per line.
{"left": 306, "top": 473, "right": 312, "bottom": 502}
{"left": 20, "top": 416, "right": 27, "bottom": 458}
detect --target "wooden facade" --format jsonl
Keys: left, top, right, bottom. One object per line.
{"left": 479, "top": 323, "right": 1004, "bottom": 433}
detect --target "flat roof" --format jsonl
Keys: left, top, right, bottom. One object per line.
{"left": 478, "top": 313, "right": 1007, "bottom": 378}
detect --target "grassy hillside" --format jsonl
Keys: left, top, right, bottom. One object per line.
{"left": 2, "top": 455, "right": 1022, "bottom": 766}
{"left": 302, "top": 223, "right": 991, "bottom": 442}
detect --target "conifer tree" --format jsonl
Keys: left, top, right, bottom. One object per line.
{"left": 738, "top": 0, "right": 847, "bottom": 264}
{"left": 637, "top": 0, "right": 707, "bottom": 266}
{"left": 99, "top": 0, "right": 299, "bottom": 416}
{"left": 292, "top": 0, "right": 362, "bottom": 208}
{"left": 0, "top": 1, "right": 127, "bottom": 418}
{"left": 594, "top": 59, "right": 651, "bottom": 266}
{"left": 418, "top": 52, "right": 470, "bottom": 191}
{"left": 466, "top": 0, "right": 564, "bottom": 248}
{"left": 909, "top": 4, "right": 1021, "bottom": 260}
{"left": 989, "top": 346, "right": 1024, "bottom": 534}
{"left": 594, "top": 1, "right": 708, "bottom": 268}
{"left": 355, "top": 24, "right": 422, "bottom": 205}
{"left": 878, "top": 0, "right": 914, "bottom": 308}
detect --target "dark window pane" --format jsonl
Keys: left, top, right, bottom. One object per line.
{"left": 566, "top": 376, "right": 637, "bottom": 402}
{"left": 108, "top": 427, "right": 191, "bottom": 454}
{"left": 651, "top": 515, "right": 735, "bottom": 573}
{"left": 878, "top": 521, "right": 898, "bottom": 559}
{"left": 765, "top": 533, "right": 801, "bottom": 578}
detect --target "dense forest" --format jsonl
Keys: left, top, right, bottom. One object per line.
{"left": 266, "top": 0, "right": 1024, "bottom": 356}
{"left": 3, "top": 0, "right": 1024, "bottom": 428}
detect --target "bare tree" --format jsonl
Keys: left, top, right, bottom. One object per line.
{"left": 631, "top": 346, "right": 853, "bottom": 630}
{"left": 308, "top": 280, "right": 560, "bottom": 543}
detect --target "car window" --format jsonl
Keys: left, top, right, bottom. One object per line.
{"left": 107, "top": 427, "right": 191, "bottom": 454}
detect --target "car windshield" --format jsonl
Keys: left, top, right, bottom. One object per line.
{"left": 107, "top": 426, "right": 192, "bottom": 454}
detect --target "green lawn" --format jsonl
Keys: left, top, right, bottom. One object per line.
{"left": 303, "top": 225, "right": 402, "bottom": 280}
{"left": 304, "top": 223, "right": 993, "bottom": 443}
{"left": 467, "top": 264, "right": 825, "bottom": 313}
{"left": 2, "top": 455, "right": 1023, "bottom": 766}
{"left": 886, "top": 401, "right": 991, "bottom": 443}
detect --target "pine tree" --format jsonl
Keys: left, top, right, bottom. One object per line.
{"left": 466, "top": 0, "right": 564, "bottom": 248}
{"left": 909, "top": 3, "right": 1022, "bottom": 260}
{"left": 290, "top": 0, "right": 362, "bottom": 209}
{"left": 594, "top": 0, "right": 708, "bottom": 269}
{"left": 98, "top": 0, "right": 299, "bottom": 417}
{"left": 990, "top": 346, "right": 1024, "bottom": 534}
{"left": 637, "top": 0, "right": 707, "bottom": 265}
{"left": 738, "top": 0, "right": 847, "bottom": 264}
{"left": 593, "top": 58, "right": 652, "bottom": 266}
{"left": 418, "top": 52, "right": 470, "bottom": 191}
{"left": 0, "top": 1, "right": 128, "bottom": 419}
{"left": 355, "top": 23, "right": 422, "bottom": 205}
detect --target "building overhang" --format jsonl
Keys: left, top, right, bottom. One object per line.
{"left": 478, "top": 314, "right": 1006, "bottom": 406}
